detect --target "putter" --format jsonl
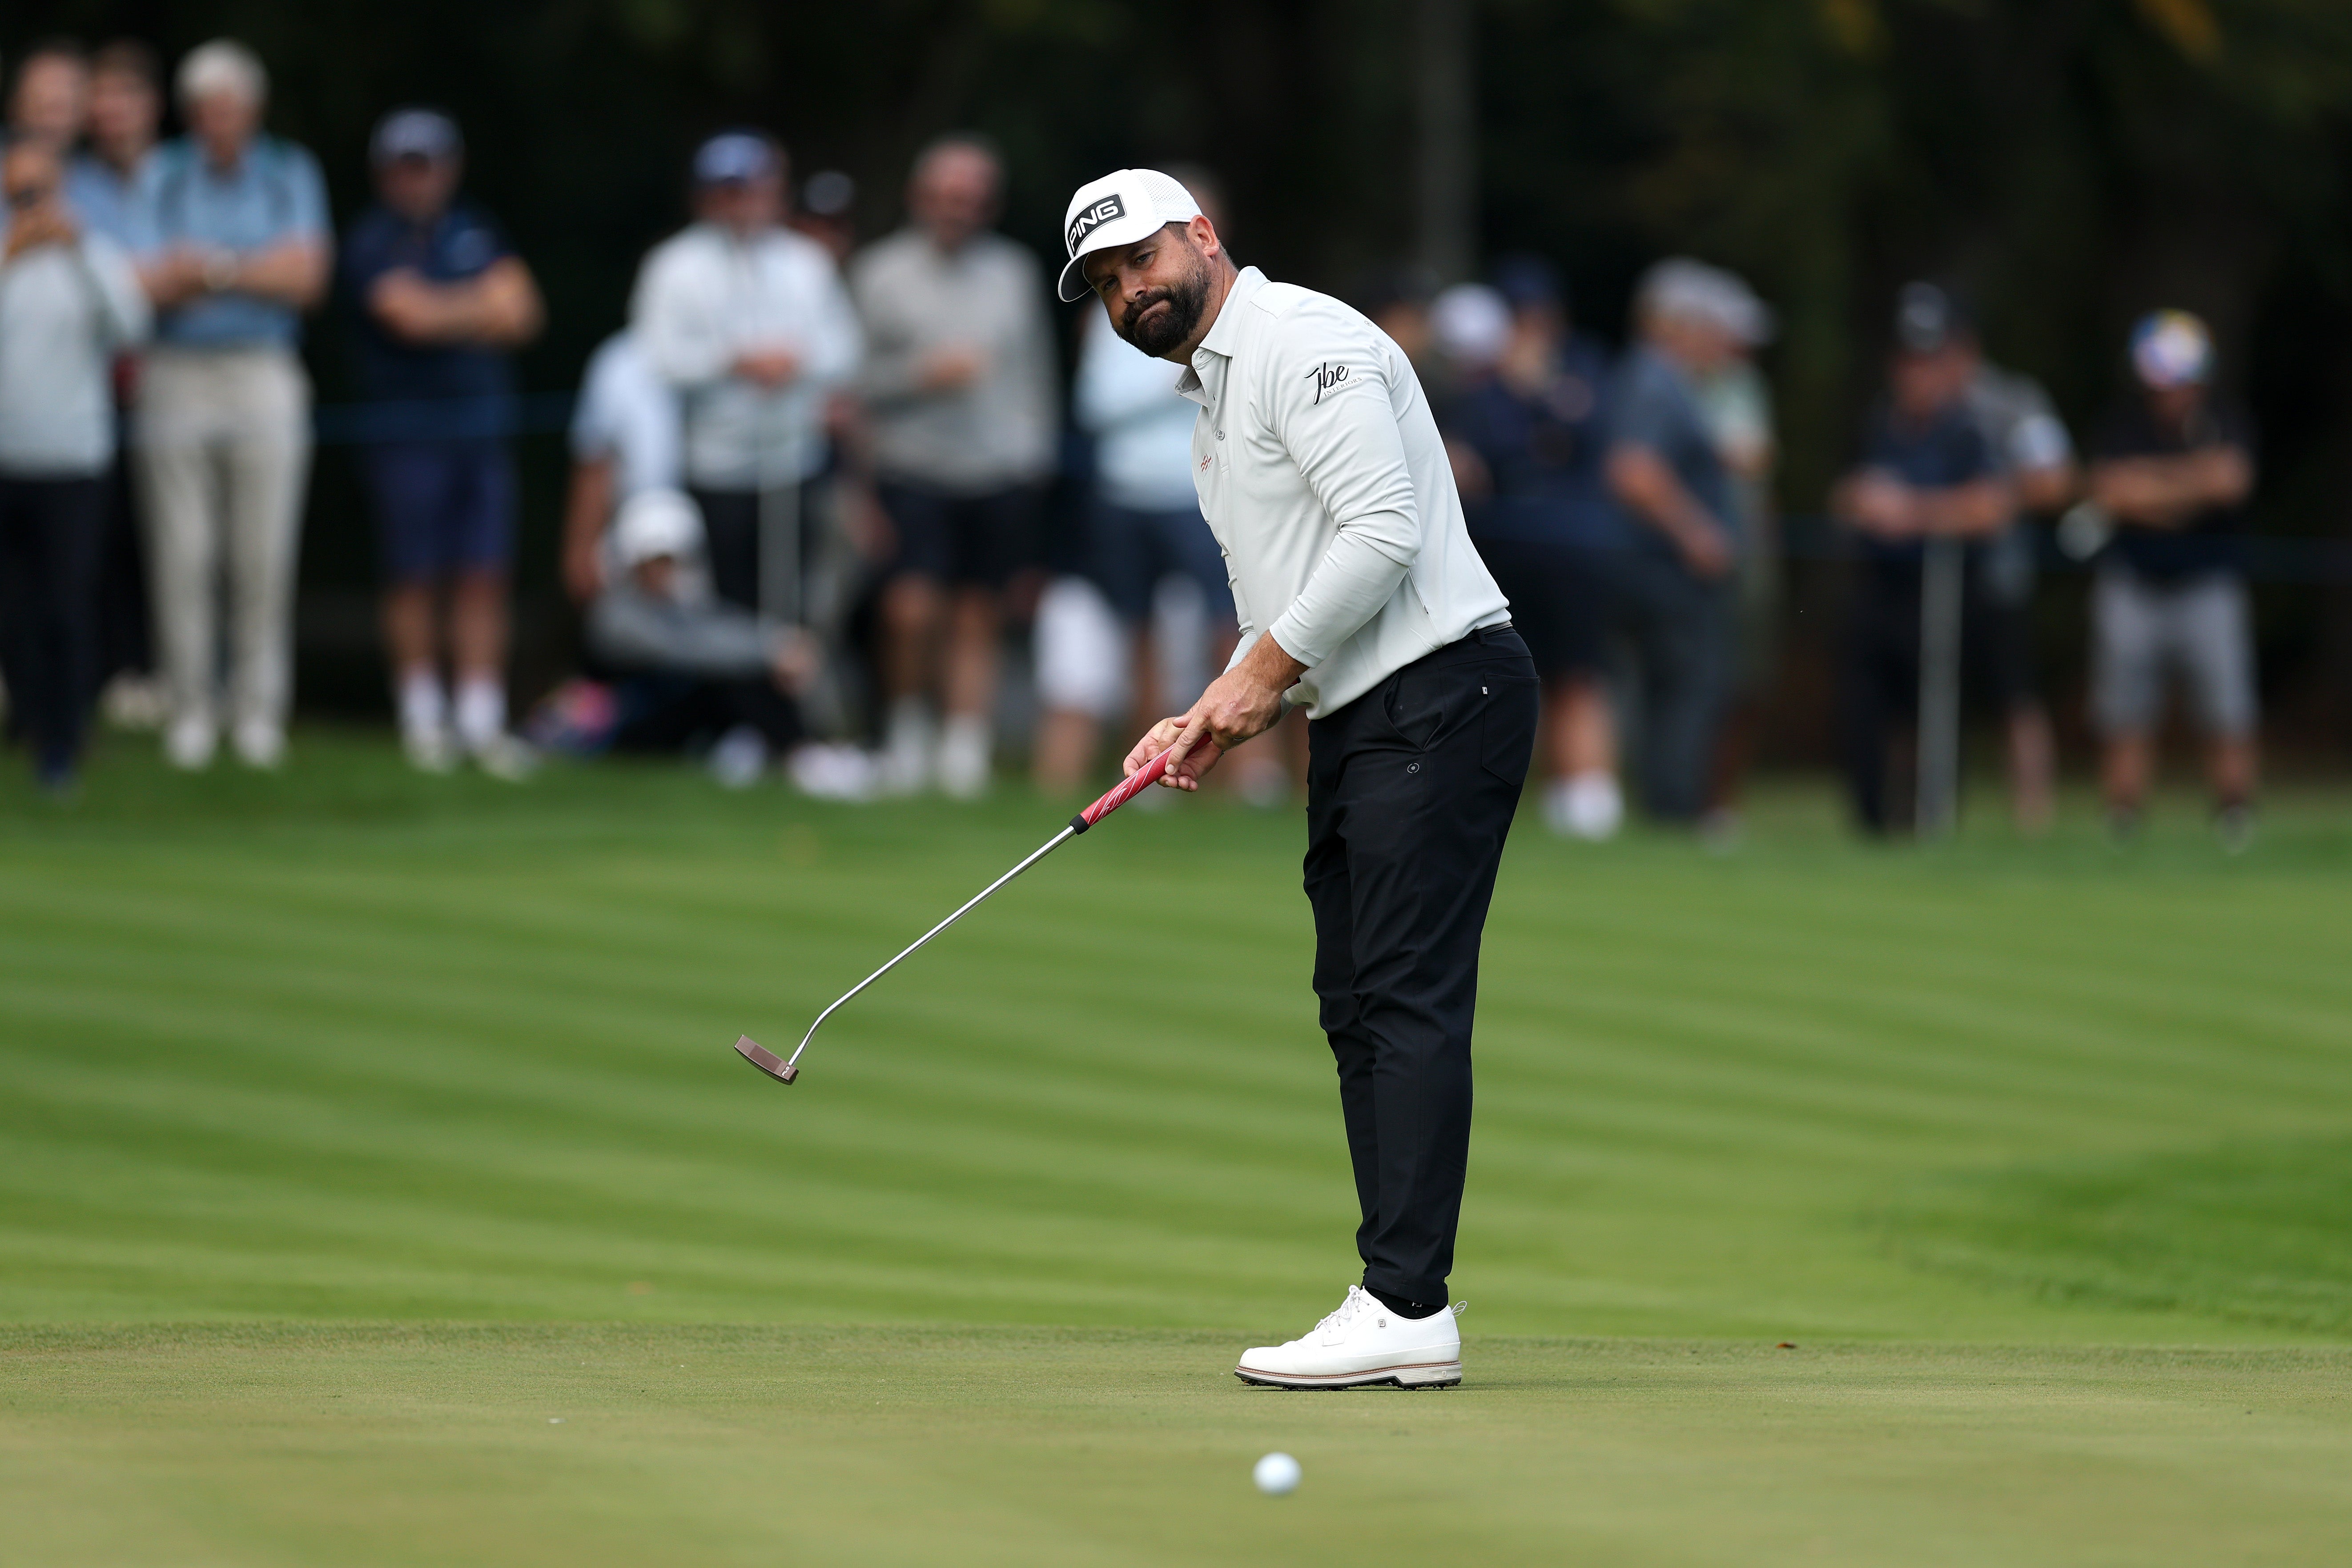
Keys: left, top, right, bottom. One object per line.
{"left": 734, "top": 748, "right": 1176, "bottom": 1086}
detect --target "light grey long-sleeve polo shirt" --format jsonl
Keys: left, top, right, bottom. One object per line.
{"left": 1177, "top": 266, "right": 1509, "bottom": 718}
{"left": 0, "top": 230, "right": 149, "bottom": 477}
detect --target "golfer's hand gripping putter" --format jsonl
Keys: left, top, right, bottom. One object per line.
{"left": 733, "top": 748, "right": 1176, "bottom": 1087}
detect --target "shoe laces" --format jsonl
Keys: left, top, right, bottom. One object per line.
{"left": 1311, "top": 1286, "right": 1375, "bottom": 1339}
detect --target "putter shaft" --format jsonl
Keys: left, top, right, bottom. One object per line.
{"left": 737, "top": 748, "right": 1175, "bottom": 1086}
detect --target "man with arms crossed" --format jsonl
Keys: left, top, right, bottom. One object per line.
{"left": 1062, "top": 170, "right": 1537, "bottom": 1388}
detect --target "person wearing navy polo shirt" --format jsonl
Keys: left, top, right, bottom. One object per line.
{"left": 341, "top": 108, "right": 544, "bottom": 776}
{"left": 1831, "top": 291, "right": 2013, "bottom": 833}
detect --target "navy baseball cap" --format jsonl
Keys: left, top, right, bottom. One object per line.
{"left": 694, "top": 132, "right": 778, "bottom": 187}
{"left": 371, "top": 109, "right": 462, "bottom": 166}
{"left": 1491, "top": 253, "right": 1565, "bottom": 313}
{"left": 1895, "top": 281, "right": 1973, "bottom": 354}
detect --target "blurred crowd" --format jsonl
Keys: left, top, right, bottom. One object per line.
{"left": 0, "top": 36, "right": 2266, "bottom": 840}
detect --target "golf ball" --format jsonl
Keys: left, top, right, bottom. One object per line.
{"left": 1253, "top": 1451, "right": 1302, "bottom": 1495}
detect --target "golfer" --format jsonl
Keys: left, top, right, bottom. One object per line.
{"left": 1062, "top": 170, "right": 1537, "bottom": 1387}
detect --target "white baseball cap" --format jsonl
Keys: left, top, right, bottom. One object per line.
{"left": 1057, "top": 168, "right": 1202, "bottom": 302}
{"left": 612, "top": 488, "right": 706, "bottom": 567}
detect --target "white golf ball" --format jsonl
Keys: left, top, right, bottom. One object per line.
{"left": 1253, "top": 1451, "right": 1302, "bottom": 1495}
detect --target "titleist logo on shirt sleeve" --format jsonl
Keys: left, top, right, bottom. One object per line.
{"left": 1066, "top": 194, "right": 1126, "bottom": 253}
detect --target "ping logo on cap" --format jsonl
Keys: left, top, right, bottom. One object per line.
{"left": 1067, "top": 193, "right": 1126, "bottom": 253}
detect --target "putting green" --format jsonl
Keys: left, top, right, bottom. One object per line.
{"left": 3, "top": 732, "right": 2349, "bottom": 1562}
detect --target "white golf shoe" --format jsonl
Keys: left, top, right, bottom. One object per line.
{"left": 1234, "top": 1286, "right": 1464, "bottom": 1389}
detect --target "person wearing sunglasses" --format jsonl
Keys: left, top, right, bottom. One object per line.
{"left": 0, "top": 135, "right": 151, "bottom": 791}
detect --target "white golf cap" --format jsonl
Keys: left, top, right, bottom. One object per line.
{"left": 1057, "top": 168, "right": 1202, "bottom": 302}
{"left": 612, "top": 488, "right": 706, "bottom": 567}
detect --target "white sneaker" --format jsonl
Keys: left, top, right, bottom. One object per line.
{"left": 788, "top": 743, "right": 877, "bottom": 802}
{"left": 469, "top": 732, "right": 539, "bottom": 784}
{"left": 1234, "top": 1286, "right": 1464, "bottom": 1389}
{"left": 878, "top": 699, "right": 935, "bottom": 796}
{"left": 164, "top": 716, "right": 217, "bottom": 771}
{"left": 403, "top": 724, "right": 459, "bottom": 775}
{"left": 936, "top": 714, "right": 992, "bottom": 799}
{"left": 232, "top": 720, "right": 285, "bottom": 771}
{"left": 707, "top": 725, "right": 768, "bottom": 789}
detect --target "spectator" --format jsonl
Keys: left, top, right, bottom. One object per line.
{"left": 135, "top": 40, "right": 329, "bottom": 771}
{"left": 792, "top": 169, "right": 858, "bottom": 265}
{"left": 630, "top": 132, "right": 861, "bottom": 623}
{"left": 575, "top": 487, "right": 869, "bottom": 797}
{"left": 0, "top": 137, "right": 149, "bottom": 790}
{"left": 561, "top": 329, "right": 682, "bottom": 607}
{"left": 1604, "top": 259, "right": 1751, "bottom": 824}
{"left": 65, "top": 40, "right": 166, "bottom": 732}
{"left": 1830, "top": 287, "right": 2012, "bottom": 834}
{"left": 1036, "top": 170, "right": 1258, "bottom": 798}
{"left": 1688, "top": 286, "right": 1778, "bottom": 836}
{"left": 1946, "top": 283, "right": 2075, "bottom": 833}
{"left": 1356, "top": 263, "right": 1442, "bottom": 381}
{"left": 64, "top": 41, "right": 156, "bottom": 244}
{"left": 340, "top": 108, "right": 544, "bottom": 777}
{"left": 851, "top": 134, "right": 1058, "bottom": 797}
{"left": 5, "top": 39, "right": 87, "bottom": 152}
{"left": 1438, "top": 257, "right": 1626, "bottom": 840}
{"left": 2087, "top": 309, "right": 2259, "bottom": 846}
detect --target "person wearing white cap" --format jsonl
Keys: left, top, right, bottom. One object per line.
{"left": 1065, "top": 167, "right": 1534, "bottom": 1389}
{"left": 581, "top": 487, "right": 869, "bottom": 797}
{"left": 629, "top": 131, "right": 862, "bottom": 620}
{"left": 2086, "top": 309, "right": 2259, "bottom": 846}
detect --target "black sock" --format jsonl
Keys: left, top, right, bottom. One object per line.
{"left": 1367, "top": 1287, "right": 1445, "bottom": 1319}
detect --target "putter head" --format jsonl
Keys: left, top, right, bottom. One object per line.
{"left": 734, "top": 1035, "right": 798, "bottom": 1085}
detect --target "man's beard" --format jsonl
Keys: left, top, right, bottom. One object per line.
{"left": 1115, "top": 246, "right": 1210, "bottom": 358}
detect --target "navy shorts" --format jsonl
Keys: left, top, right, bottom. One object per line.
{"left": 878, "top": 481, "right": 1042, "bottom": 590}
{"left": 1089, "top": 498, "right": 1234, "bottom": 623}
{"left": 366, "top": 441, "right": 516, "bottom": 583}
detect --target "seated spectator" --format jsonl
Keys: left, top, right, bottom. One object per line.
{"left": 135, "top": 39, "right": 330, "bottom": 772}
{"left": 2087, "top": 309, "right": 2259, "bottom": 846}
{"left": 1605, "top": 260, "right": 1751, "bottom": 824}
{"left": 0, "top": 135, "right": 150, "bottom": 791}
{"left": 561, "top": 328, "right": 682, "bottom": 607}
{"left": 554, "top": 489, "right": 869, "bottom": 797}
{"left": 851, "top": 135, "right": 1058, "bottom": 798}
{"left": 1438, "top": 257, "right": 1625, "bottom": 840}
{"left": 1831, "top": 288, "right": 2012, "bottom": 834}
{"left": 341, "top": 108, "right": 544, "bottom": 778}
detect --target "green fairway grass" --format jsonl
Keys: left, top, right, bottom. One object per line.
{"left": 4, "top": 731, "right": 2350, "bottom": 1563}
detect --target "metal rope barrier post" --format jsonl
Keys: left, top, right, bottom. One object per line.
{"left": 1915, "top": 536, "right": 1963, "bottom": 838}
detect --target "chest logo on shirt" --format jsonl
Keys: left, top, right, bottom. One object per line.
{"left": 1199, "top": 454, "right": 1213, "bottom": 472}
{"left": 1305, "top": 362, "right": 1350, "bottom": 404}
{"left": 1066, "top": 194, "right": 1126, "bottom": 253}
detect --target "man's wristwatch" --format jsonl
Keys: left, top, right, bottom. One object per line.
{"left": 201, "top": 251, "right": 238, "bottom": 293}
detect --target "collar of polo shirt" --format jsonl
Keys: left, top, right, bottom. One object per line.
{"left": 1057, "top": 167, "right": 1202, "bottom": 302}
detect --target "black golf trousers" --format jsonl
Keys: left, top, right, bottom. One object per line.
{"left": 1303, "top": 625, "right": 1537, "bottom": 1307}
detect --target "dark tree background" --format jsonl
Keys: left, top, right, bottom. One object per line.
{"left": 8, "top": 0, "right": 2349, "bottom": 757}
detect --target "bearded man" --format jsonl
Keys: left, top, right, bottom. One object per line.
{"left": 1060, "top": 169, "right": 1537, "bottom": 1388}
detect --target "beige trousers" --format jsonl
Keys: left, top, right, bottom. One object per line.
{"left": 135, "top": 348, "right": 313, "bottom": 737}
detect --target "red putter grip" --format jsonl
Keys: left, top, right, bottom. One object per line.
{"left": 1070, "top": 748, "right": 1173, "bottom": 833}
